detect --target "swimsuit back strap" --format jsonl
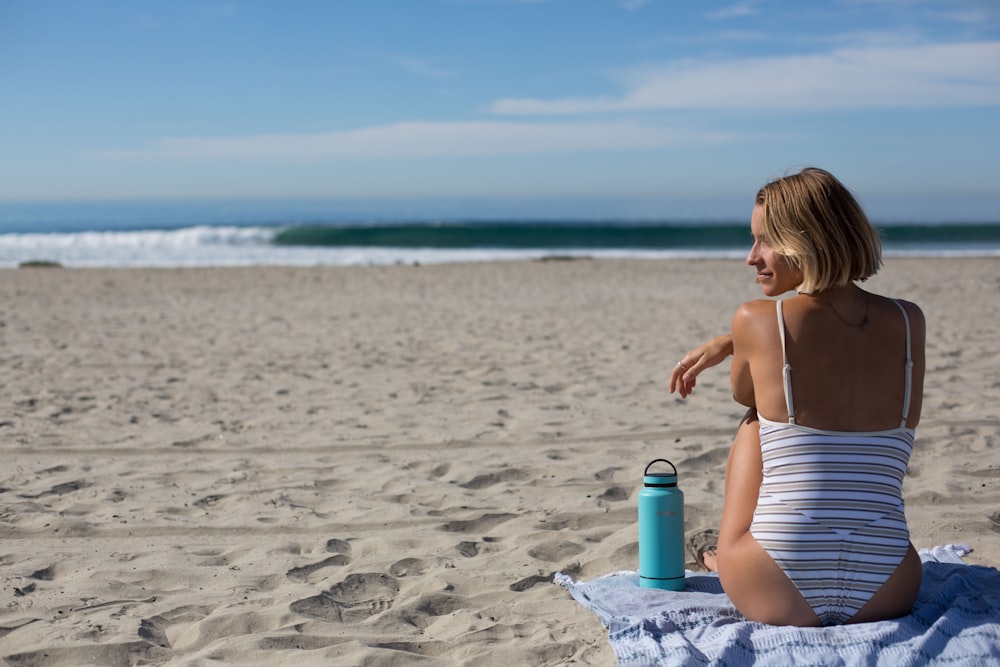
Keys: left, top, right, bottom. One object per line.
{"left": 890, "top": 299, "right": 914, "bottom": 427}
{"left": 776, "top": 300, "right": 796, "bottom": 424}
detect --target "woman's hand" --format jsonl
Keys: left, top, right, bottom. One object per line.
{"left": 669, "top": 334, "right": 734, "bottom": 398}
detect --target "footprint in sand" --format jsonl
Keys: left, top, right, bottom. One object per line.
{"left": 138, "top": 617, "right": 172, "bottom": 648}
{"left": 389, "top": 558, "right": 431, "bottom": 577}
{"left": 594, "top": 466, "right": 621, "bottom": 481}
{"left": 290, "top": 573, "right": 399, "bottom": 623}
{"left": 527, "top": 539, "right": 584, "bottom": 562}
{"left": 428, "top": 463, "right": 451, "bottom": 478}
{"left": 410, "top": 592, "right": 467, "bottom": 618}
{"left": 136, "top": 605, "right": 214, "bottom": 650}
{"left": 285, "top": 555, "right": 350, "bottom": 583}
{"left": 598, "top": 486, "right": 629, "bottom": 501}
{"left": 456, "top": 541, "right": 479, "bottom": 557}
{"left": 459, "top": 468, "right": 529, "bottom": 489}
{"left": 257, "top": 635, "right": 344, "bottom": 651}
{"left": 325, "top": 538, "right": 352, "bottom": 555}
{"left": 509, "top": 573, "right": 553, "bottom": 592}
{"left": 192, "top": 494, "right": 226, "bottom": 508}
{"left": 5, "top": 640, "right": 166, "bottom": 665}
{"left": 439, "top": 512, "right": 516, "bottom": 533}
{"left": 20, "top": 480, "right": 91, "bottom": 499}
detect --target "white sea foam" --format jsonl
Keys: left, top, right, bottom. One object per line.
{"left": 0, "top": 225, "right": 995, "bottom": 269}
{"left": 0, "top": 225, "right": 752, "bottom": 268}
{"left": 0, "top": 226, "right": 273, "bottom": 268}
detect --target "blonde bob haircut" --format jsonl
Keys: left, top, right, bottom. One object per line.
{"left": 755, "top": 167, "right": 882, "bottom": 294}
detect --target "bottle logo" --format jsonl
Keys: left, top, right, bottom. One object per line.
{"left": 656, "top": 510, "right": 675, "bottom": 517}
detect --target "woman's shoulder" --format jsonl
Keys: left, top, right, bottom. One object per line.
{"left": 733, "top": 298, "right": 779, "bottom": 323}
{"left": 874, "top": 295, "right": 926, "bottom": 332}
{"left": 732, "top": 299, "right": 780, "bottom": 339}
{"left": 886, "top": 296, "right": 925, "bottom": 319}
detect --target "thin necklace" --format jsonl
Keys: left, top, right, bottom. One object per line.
{"left": 819, "top": 291, "right": 870, "bottom": 331}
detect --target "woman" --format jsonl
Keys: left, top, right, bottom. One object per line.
{"left": 669, "top": 167, "right": 925, "bottom": 626}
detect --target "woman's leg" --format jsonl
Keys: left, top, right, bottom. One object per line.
{"left": 712, "top": 411, "right": 822, "bottom": 626}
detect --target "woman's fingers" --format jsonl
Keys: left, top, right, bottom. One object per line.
{"left": 671, "top": 355, "right": 700, "bottom": 397}
{"left": 669, "top": 361, "right": 686, "bottom": 393}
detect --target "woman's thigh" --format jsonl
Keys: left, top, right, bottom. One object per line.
{"left": 716, "top": 412, "right": 822, "bottom": 626}
{"left": 719, "top": 533, "right": 822, "bottom": 626}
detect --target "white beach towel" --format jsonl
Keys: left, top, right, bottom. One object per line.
{"left": 556, "top": 545, "right": 1000, "bottom": 666}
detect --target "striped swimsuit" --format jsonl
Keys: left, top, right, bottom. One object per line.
{"left": 749, "top": 299, "right": 915, "bottom": 626}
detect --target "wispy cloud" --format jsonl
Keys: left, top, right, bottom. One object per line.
{"left": 616, "top": 0, "right": 651, "bottom": 10}
{"left": 841, "top": 0, "right": 1000, "bottom": 34}
{"left": 706, "top": 2, "right": 760, "bottom": 20}
{"left": 931, "top": 6, "right": 1000, "bottom": 32}
{"left": 386, "top": 55, "right": 457, "bottom": 79}
{"left": 198, "top": 3, "right": 240, "bottom": 19}
{"left": 97, "top": 121, "right": 734, "bottom": 161}
{"left": 635, "top": 29, "right": 769, "bottom": 51}
{"left": 491, "top": 41, "right": 1000, "bottom": 114}
{"left": 349, "top": 51, "right": 459, "bottom": 79}
{"left": 816, "top": 28, "right": 926, "bottom": 48}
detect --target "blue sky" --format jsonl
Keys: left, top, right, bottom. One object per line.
{"left": 1, "top": 0, "right": 998, "bottom": 220}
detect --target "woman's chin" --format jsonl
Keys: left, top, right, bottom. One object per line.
{"left": 760, "top": 284, "right": 788, "bottom": 298}
{"left": 756, "top": 280, "right": 776, "bottom": 297}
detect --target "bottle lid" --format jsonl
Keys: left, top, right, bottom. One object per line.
{"left": 643, "top": 459, "right": 678, "bottom": 487}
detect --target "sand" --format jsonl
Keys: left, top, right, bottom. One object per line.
{"left": 1, "top": 258, "right": 998, "bottom": 666}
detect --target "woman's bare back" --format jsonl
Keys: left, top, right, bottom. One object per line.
{"left": 734, "top": 287, "right": 925, "bottom": 431}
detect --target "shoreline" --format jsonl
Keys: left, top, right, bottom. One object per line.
{"left": 3, "top": 222, "right": 1000, "bottom": 270}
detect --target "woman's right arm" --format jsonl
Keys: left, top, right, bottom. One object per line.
{"left": 669, "top": 334, "right": 734, "bottom": 399}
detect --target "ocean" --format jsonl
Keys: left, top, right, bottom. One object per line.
{"left": 1, "top": 200, "right": 998, "bottom": 268}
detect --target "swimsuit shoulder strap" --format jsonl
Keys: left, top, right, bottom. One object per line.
{"left": 889, "top": 299, "right": 914, "bottom": 427}
{"left": 776, "top": 299, "right": 795, "bottom": 424}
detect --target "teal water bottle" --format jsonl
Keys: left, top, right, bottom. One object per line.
{"left": 638, "top": 459, "right": 685, "bottom": 590}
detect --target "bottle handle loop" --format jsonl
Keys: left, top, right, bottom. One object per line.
{"left": 643, "top": 459, "right": 677, "bottom": 477}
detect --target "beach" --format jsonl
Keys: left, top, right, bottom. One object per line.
{"left": 1, "top": 257, "right": 998, "bottom": 665}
